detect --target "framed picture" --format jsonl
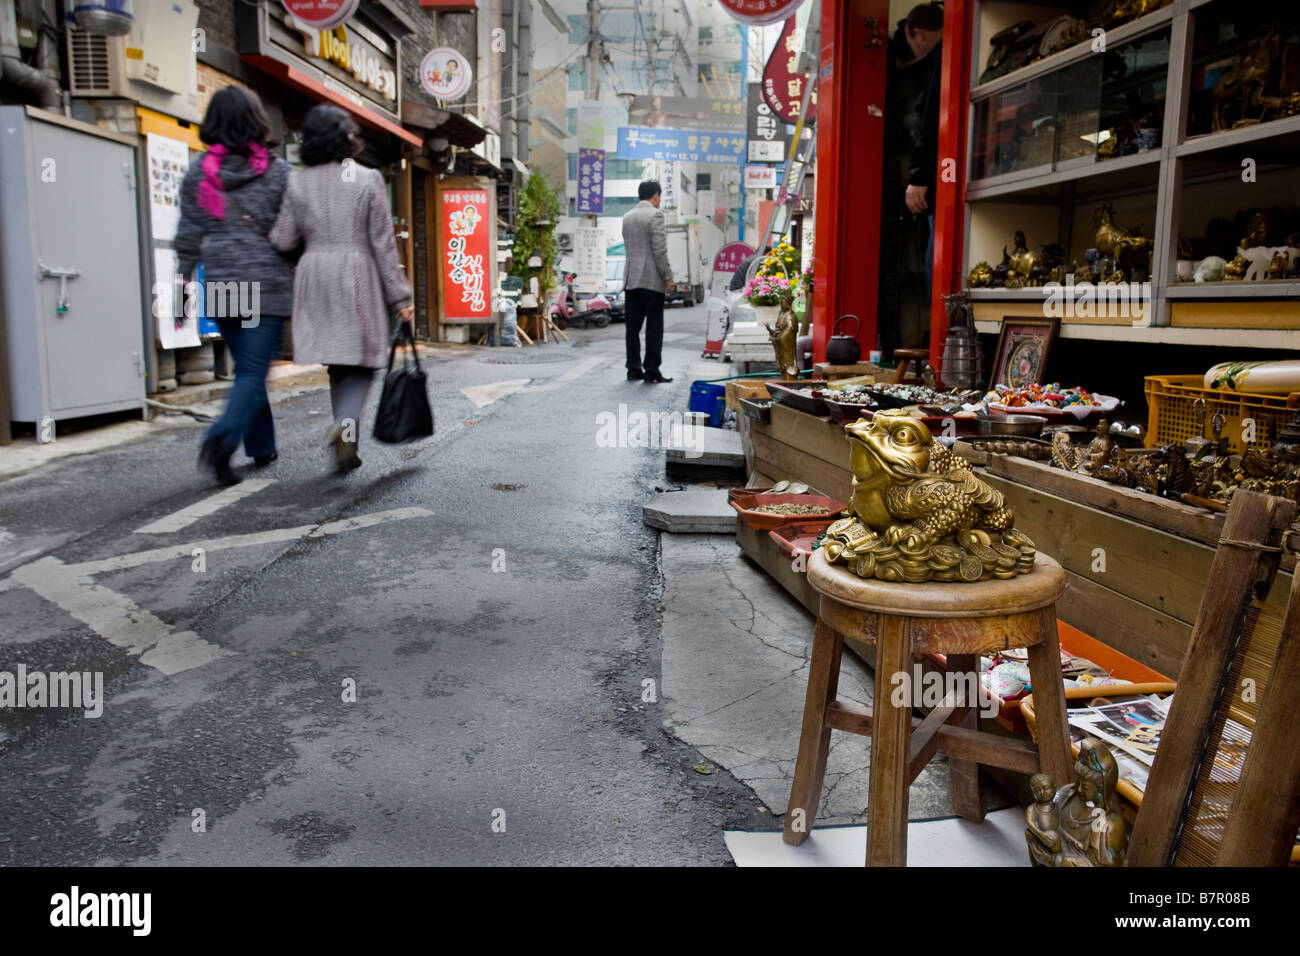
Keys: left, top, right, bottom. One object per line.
{"left": 990, "top": 317, "right": 1060, "bottom": 389}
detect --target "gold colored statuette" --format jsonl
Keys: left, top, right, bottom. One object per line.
{"left": 822, "top": 410, "right": 1036, "bottom": 583}
{"left": 1027, "top": 738, "right": 1129, "bottom": 867}
{"left": 767, "top": 284, "right": 799, "bottom": 380}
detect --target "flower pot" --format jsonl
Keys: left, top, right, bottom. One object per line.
{"left": 752, "top": 304, "right": 780, "bottom": 327}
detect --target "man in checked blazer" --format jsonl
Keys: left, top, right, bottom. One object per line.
{"left": 621, "top": 180, "right": 675, "bottom": 382}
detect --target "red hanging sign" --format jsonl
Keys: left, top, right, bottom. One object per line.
{"left": 762, "top": 16, "right": 816, "bottom": 124}
{"left": 718, "top": 0, "right": 806, "bottom": 27}
{"left": 441, "top": 189, "right": 491, "bottom": 322}
{"left": 281, "top": 0, "right": 359, "bottom": 30}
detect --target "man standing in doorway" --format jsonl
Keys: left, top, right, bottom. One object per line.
{"left": 621, "top": 180, "right": 675, "bottom": 383}
{"left": 902, "top": 3, "right": 945, "bottom": 296}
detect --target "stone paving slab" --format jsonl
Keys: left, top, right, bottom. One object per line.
{"left": 643, "top": 489, "right": 736, "bottom": 534}
{"left": 665, "top": 426, "right": 744, "bottom": 467}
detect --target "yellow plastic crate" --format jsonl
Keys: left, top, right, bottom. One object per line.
{"left": 1144, "top": 374, "right": 1300, "bottom": 453}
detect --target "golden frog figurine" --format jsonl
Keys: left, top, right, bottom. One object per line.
{"left": 968, "top": 261, "right": 994, "bottom": 288}
{"left": 821, "top": 410, "right": 1037, "bottom": 583}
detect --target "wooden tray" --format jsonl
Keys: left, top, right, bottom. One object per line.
{"left": 765, "top": 380, "right": 831, "bottom": 417}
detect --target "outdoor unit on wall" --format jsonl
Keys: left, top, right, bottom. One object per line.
{"left": 66, "top": 2, "right": 197, "bottom": 98}
{"left": 123, "top": 0, "right": 198, "bottom": 94}
{"left": 65, "top": 24, "right": 129, "bottom": 97}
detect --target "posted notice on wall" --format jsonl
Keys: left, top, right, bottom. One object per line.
{"left": 574, "top": 227, "right": 606, "bottom": 296}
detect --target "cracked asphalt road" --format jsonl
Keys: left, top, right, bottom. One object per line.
{"left": 0, "top": 304, "right": 775, "bottom": 865}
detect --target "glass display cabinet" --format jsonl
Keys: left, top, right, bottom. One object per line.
{"left": 962, "top": 0, "right": 1300, "bottom": 349}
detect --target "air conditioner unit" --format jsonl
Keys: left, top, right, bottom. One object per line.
{"left": 124, "top": 0, "right": 198, "bottom": 94}
{"left": 66, "top": 2, "right": 198, "bottom": 98}
{"left": 66, "top": 24, "right": 129, "bottom": 97}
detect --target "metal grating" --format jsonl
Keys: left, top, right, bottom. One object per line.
{"left": 68, "top": 28, "right": 112, "bottom": 95}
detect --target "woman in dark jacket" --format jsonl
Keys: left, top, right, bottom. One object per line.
{"left": 175, "top": 87, "right": 296, "bottom": 485}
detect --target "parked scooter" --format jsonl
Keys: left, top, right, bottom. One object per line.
{"left": 551, "top": 273, "right": 612, "bottom": 329}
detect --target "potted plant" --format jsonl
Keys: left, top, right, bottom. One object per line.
{"left": 743, "top": 273, "right": 790, "bottom": 327}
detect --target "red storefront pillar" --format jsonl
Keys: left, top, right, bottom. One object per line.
{"left": 811, "top": 0, "right": 890, "bottom": 366}
{"left": 928, "top": 0, "right": 972, "bottom": 372}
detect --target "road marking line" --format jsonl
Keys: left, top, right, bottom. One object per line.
{"left": 461, "top": 378, "right": 530, "bottom": 408}
{"left": 134, "top": 479, "right": 278, "bottom": 534}
{"left": 2, "top": 507, "right": 435, "bottom": 675}
{"left": 73, "top": 507, "right": 435, "bottom": 575}
{"left": 524, "top": 355, "right": 609, "bottom": 393}
{"left": 9, "top": 557, "right": 232, "bottom": 674}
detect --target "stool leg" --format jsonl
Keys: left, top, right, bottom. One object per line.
{"left": 783, "top": 618, "right": 844, "bottom": 845}
{"left": 867, "top": 615, "right": 912, "bottom": 866}
{"left": 945, "top": 653, "right": 987, "bottom": 823}
{"left": 1027, "top": 609, "right": 1072, "bottom": 788}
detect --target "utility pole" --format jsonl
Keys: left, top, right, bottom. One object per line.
{"left": 586, "top": 0, "right": 601, "bottom": 102}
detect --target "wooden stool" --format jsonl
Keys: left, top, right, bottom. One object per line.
{"left": 783, "top": 550, "right": 1071, "bottom": 865}
{"left": 892, "top": 348, "right": 930, "bottom": 384}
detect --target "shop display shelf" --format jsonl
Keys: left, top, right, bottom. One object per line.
{"left": 1164, "top": 281, "right": 1300, "bottom": 299}
{"left": 729, "top": 493, "right": 846, "bottom": 532}
{"left": 971, "top": 4, "right": 1176, "bottom": 103}
{"left": 965, "top": 148, "right": 1161, "bottom": 203}
{"left": 822, "top": 396, "right": 875, "bottom": 426}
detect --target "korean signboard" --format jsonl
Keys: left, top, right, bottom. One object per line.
{"left": 744, "top": 165, "right": 777, "bottom": 190}
{"left": 577, "top": 148, "right": 605, "bottom": 215}
{"left": 713, "top": 242, "right": 755, "bottom": 277}
{"left": 763, "top": 17, "right": 817, "bottom": 124}
{"left": 282, "top": 0, "right": 360, "bottom": 30}
{"left": 420, "top": 47, "right": 473, "bottom": 101}
{"left": 616, "top": 127, "right": 745, "bottom": 166}
{"left": 574, "top": 227, "right": 606, "bottom": 296}
{"left": 747, "top": 82, "right": 788, "bottom": 163}
{"left": 440, "top": 187, "right": 492, "bottom": 322}
{"left": 717, "top": 0, "right": 807, "bottom": 26}
{"left": 627, "top": 95, "right": 745, "bottom": 133}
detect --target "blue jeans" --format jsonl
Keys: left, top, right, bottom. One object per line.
{"left": 205, "top": 315, "right": 286, "bottom": 460}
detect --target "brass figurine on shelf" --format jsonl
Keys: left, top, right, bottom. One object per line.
{"left": 968, "top": 261, "right": 994, "bottom": 288}
{"left": 1094, "top": 205, "right": 1152, "bottom": 263}
{"left": 1268, "top": 251, "right": 1290, "bottom": 279}
{"left": 1103, "top": 0, "right": 1169, "bottom": 30}
{"left": 1211, "top": 28, "right": 1300, "bottom": 131}
{"left": 1026, "top": 738, "right": 1129, "bottom": 867}
{"left": 769, "top": 283, "right": 799, "bottom": 381}
{"left": 1223, "top": 252, "right": 1249, "bottom": 280}
{"left": 821, "top": 410, "right": 1037, "bottom": 584}
{"left": 1050, "top": 420, "right": 1116, "bottom": 476}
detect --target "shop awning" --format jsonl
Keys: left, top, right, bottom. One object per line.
{"left": 242, "top": 54, "right": 423, "bottom": 148}
{"left": 401, "top": 99, "right": 487, "bottom": 149}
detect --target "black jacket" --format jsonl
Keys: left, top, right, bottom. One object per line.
{"left": 175, "top": 151, "right": 295, "bottom": 316}
{"left": 907, "top": 43, "right": 943, "bottom": 196}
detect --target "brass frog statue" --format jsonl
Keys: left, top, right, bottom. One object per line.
{"left": 822, "top": 410, "right": 1037, "bottom": 583}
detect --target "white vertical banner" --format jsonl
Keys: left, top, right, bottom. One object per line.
{"left": 574, "top": 226, "right": 606, "bottom": 295}
{"left": 659, "top": 160, "right": 678, "bottom": 210}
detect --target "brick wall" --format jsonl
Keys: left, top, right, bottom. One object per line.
{"left": 194, "top": 0, "right": 239, "bottom": 57}
{"left": 195, "top": 62, "right": 247, "bottom": 119}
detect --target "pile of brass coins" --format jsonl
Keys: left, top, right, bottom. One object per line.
{"left": 823, "top": 518, "right": 1037, "bottom": 584}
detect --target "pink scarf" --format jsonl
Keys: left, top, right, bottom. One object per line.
{"left": 197, "top": 142, "right": 271, "bottom": 219}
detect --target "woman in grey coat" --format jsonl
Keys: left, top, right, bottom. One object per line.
{"left": 270, "top": 105, "right": 413, "bottom": 472}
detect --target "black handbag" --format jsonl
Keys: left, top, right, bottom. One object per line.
{"left": 372, "top": 320, "right": 434, "bottom": 444}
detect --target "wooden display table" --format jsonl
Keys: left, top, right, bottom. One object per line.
{"left": 783, "top": 550, "right": 1072, "bottom": 866}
